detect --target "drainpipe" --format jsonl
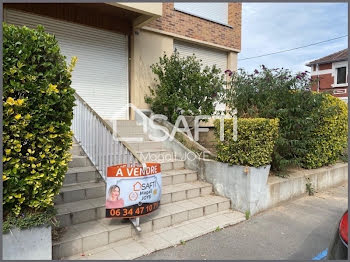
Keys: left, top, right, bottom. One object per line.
{"left": 316, "top": 63, "right": 320, "bottom": 92}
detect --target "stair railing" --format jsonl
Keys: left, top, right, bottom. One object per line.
{"left": 71, "top": 93, "right": 143, "bottom": 180}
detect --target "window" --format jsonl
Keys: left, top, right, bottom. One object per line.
{"left": 336, "top": 67, "right": 347, "bottom": 84}
{"left": 174, "top": 3, "right": 228, "bottom": 26}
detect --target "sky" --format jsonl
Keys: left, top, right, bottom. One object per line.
{"left": 239, "top": 3, "right": 348, "bottom": 74}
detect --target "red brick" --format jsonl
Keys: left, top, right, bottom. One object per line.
{"left": 147, "top": 3, "right": 241, "bottom": 50}
{"left": 319, "top": 63, "right": 332, "bottom": 70}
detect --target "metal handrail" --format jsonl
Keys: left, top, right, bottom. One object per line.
{"left": 71, "top": 93, "right": 144, "bottom": 180}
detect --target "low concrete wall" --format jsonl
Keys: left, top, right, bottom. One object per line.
{"left": 3, "top": 225, "right": 52, "bottom": 260}
{"left": 199, "top": 159, "right": 348, "bottom": 215}
{"left": 266, "top": 162, "right": 348, "bottom": 209}
{"left": 198, "top": 159, "right": 270, "bottom": 215}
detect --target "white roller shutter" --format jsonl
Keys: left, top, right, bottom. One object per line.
{"left": 174, "top": 3, "right": 228, "bottom": 26}
{"left": 5, "top": 9, "right": 129, "bottom": 120}
{"left": 174, "top": 40, "right": 227, "bottom": 72}
{"left": 174, "top": 40, "right": 227, "bottom": 112}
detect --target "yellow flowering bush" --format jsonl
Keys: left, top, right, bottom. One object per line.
{"left": 3, "top": 23, "right": 76, "bottom": 219}
{"left": 303, "top": 94, "right": 348, "bottom": 168}
{"left": 214, "top": 118, "right": 279, "bottom": 167}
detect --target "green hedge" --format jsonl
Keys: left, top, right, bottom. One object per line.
{"left": 303, "top": 94, "right": 348, "bottom": 168}
{"left": 224, "top": 66, "right": 348, "bottom": 171}
{"left": 214, "top": 118, "right": 279, "bottom": 167}
{"left": 3, "top": 23, "right": 76, "bottom": 218}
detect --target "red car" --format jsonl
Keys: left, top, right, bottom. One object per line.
{"left": 327, "top": 210, "right": 348, "bottom": 260}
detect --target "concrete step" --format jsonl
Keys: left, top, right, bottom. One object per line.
{"left": 161, "top": 181, "right": 212, "bottom": 204}
{"left": 55, "top": 181, "right": 105, "bottom": 205}
{"left": 160, "top": 159, "right": 185, "bottom": 171}
{"left": 162, "top": 169, "right": 198, "bottom": 186}
{"left": 137, "top": 150, "right": 175, "bottom": 162}
{"left": 117, "top": 125, "right": 144, "bottom": 135}
{"left": 117, "top": 133, "right": 150, "bottom": 142}
{"left": 128, "top": 141, "right": 163, "bottom": 151}
{"left": 64, "top": 166, "right": 100, "bottom": 185}
{"left": 56, "top": 197, "right": 105, "bottom": 228}
{"left": 56, "top": 181, "right": 212, "bottom": 227}
{"left": 68, "top": 156, "right": 93, "bottom": 168}
{"left": 65, "top": 210, "right": 246, "bottom": 260}
{"left": 53, "top": 195, "right": 232, "bottom": 259}
{"left": 67, "top": 154, "right": 184, "bottom": 172}
{"left": 115, "top": 120, "right": 138, "bottom": 127}
{"left": 70, "top": 144, "right": 84, "bottom": 155}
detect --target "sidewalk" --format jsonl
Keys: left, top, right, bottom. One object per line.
{"left": 138, "top": 183, "right": 348, "bottom": 260}
{"left": 66, "top": 209, "right": 245, "bottom": 260}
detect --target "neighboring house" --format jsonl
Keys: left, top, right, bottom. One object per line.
{"left": 306, "top": 48, "right": 348, "bottom": 103}
{"left": 3, "top": 2, "right": 241, "bottom": 119}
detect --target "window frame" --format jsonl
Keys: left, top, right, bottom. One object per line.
{"left": 332, "top": 61, "right": 348, "bottom": 88}
{"left": 336, "top": 66, "right": 347, "bottom": 85}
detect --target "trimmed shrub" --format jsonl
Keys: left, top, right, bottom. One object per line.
{"left": 214, "top": 118, "right": 279, "bottom": 167}
{"left": 3, "top": 23, "right": 76, "bottom": 220}
{"left": 145, "top": 50, "right": 225, "bottom": 124}
{"left": 303, "top": 94, "right": 348, "bottom": 168}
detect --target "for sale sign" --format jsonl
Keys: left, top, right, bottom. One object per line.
{"left": 105, "top": 163, "right": 162, "bottom": 218}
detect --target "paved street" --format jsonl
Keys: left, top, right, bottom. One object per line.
{"left": 138, "top": 183, "right": 348, "bottom": 260}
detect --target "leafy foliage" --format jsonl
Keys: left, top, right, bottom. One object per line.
{"left": 305, "top": 177, "right": 315, "bottom": 196}
{"left": 224, "top": 66, "right": 348, "bottom": 171}
{"left": 3, "top": 23, "right": 76, "bottom": 218}
{"left": 145, "top": 50, "right": 225, "bottom": 124}
{"left": 245, "top": 210, "right": 251, "bottom": 220}
{"left": 3, "top": 207, "right": 57, "bottom": 233}
{"left": 303, "top": 94, "right": 348, "bottom": 168}
{"left": 224, "top": 66, "right": 312, "bottom": 118}
{"left": 214, "top": 118, "right": 279, "bottom": 167}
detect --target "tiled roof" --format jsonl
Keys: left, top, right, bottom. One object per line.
{"left": 306, "top": 48, "right": 348, "bottom": 66}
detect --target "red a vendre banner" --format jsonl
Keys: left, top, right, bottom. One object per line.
{"left": 105, "top": 163, "right": 162, "bottom": 218}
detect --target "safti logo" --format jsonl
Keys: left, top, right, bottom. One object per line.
{"left": 110, "top": 103, "right": 238, "bottom": 144}
{"left": 133, "top": 182, "right": 142, "bottom": 191}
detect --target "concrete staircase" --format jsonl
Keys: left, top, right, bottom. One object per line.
{"left": 53, "top": 121, "right": 244, "bottom": 259}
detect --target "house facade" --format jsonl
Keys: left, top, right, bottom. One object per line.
{"left": 3, "top": 2, "right": 241, "bottom": 119}
{"left": 3, "top": 4, "right": 244, "bottom": 259}
{"left": 307, "top": 48, "right": 348, "bottom": 103}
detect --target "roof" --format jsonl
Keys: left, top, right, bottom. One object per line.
{"left": 306, "top": 48, "right": 348, "bottom": 66}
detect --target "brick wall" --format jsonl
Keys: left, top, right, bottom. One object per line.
{"left": 311, "top": 74, "right": 348, "bottom": 98}
{"left": 147, "top": 3, "right": 241, "bottom": 50}
{"left": 319, "top": 73, "right": 335, "bottom": 90}
{"left": 319, "top": 63, "right": 332, "bottom": 70}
